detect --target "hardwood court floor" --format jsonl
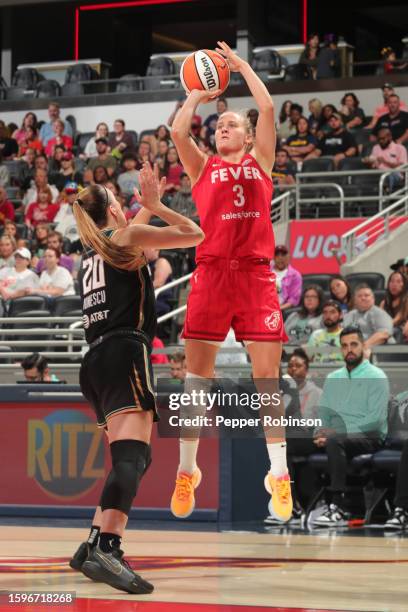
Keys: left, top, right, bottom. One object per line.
{"left": 0, "top": 525, "right": 407, "bottom": 612}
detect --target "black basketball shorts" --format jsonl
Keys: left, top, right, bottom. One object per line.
{"left": 80, "top": 335, "right": 158, "bottom": 428}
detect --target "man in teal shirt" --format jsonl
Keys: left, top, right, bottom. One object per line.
{"left": 312, "top": 325, "right": 389, "bottom": 527}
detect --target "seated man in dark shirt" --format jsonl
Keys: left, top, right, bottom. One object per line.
{"left": 271, "top": 149, "right": 296, "bottom": 188}
{"left": 312, "top": 113, "right": 357, "bottom": 167}
{"left": 373, "top": 94, "right": 408, "bottom": 145}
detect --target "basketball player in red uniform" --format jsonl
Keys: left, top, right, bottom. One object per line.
{"left": 170, "top": 41, "right": 293, "bottom": 522}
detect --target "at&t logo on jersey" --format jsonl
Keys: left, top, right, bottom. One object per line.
{"left": 265, "top": 311, "right": 281, "bottom": 331}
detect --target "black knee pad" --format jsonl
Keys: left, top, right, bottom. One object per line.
{"left": 100, "top": 440, "right": 150, "bottom": 515}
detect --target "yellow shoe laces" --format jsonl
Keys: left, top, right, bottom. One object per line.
{"left": 175, "top": 475, "right": 194, "bottom": 501}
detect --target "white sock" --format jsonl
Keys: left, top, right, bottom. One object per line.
{"left": 267, "top": 442, "right": 288, "bottom": 477}
{"left": 178, "top": 439, "right": 200, "bottom": 474}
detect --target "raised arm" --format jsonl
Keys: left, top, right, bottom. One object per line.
{"left": 216, "top": 41, "right": 276, "bottom": 174}
{"left": 113, "top": 164, "right": 204, "bottom": 251}
{"left": 171, "top": 88, "right": 221, "bottom": 185}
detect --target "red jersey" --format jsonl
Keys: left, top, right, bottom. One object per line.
{"left": 25, "top": 202, "right": 59, "bottom": 226}
{"left": 192, "top": 153, "right": 274, "bottom": 262}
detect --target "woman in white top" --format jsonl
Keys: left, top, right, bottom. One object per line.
{"left": 31, "top": 247, "right": 74, "bottom": 297}
{"left": 82, "top": 122, "right": 110, "bottom": 160}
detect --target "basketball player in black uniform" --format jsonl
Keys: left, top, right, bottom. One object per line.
{"left": 68, "top": 164, "right": 204, "bottom": 594}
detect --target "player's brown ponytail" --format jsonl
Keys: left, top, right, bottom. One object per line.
{"left": 73, "top": 185, "right": 145, "bottom": 270}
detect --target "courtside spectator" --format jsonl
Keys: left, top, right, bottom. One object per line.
{"left": 117, "top": 153, "right": 140, "bottom": 198}
{"left": 272, "top": 149, "right": 296, "bottom": 187}
{"left": 285, "top": 285, "right": 324, "bottom": 343}
{"left": 3, "top": 221, "right": 20, "bottom": 241}
{"left": 163, "top": 147, "right": 183, "bottom": 199}
{"left": 54, "top": 183, "right": 80, "bottom": 245}
{"left": 39, "top": 102, "right": 72, "bottom": 146}
{"left": 329, "top": 275, "right": 353, "bottom": 313}
{"left": 204, "top": 97, "right": 228, "bottom": 135}
{"left": 44, "top": 119, "right": 73, "bottom": 157}
{"left": 365, "top": 128, "right": 407, "bottom": 191}
{"left": 53, "top": 152, "right": 83, "bottom": 192}
{"left": 108, "top": 119, "right": 135, "bottom": 158}
{"left": 21, "top": 353, "right": 58, "bottom": 382}
{"left": 0, "top": 247, "right": 38, "bottom": 300}
{"left": 30, "top": 223, "right": 49, "bottom": 262}
{"left": 299, "top": 33, "right": 320, "bottom": 78}
{"left": 47, "top": 144, "right": 66, "bottom": 175}
{"left": 25, "top": 187, "right": 59, "bottom": 229}
{"left": 279, "top": 103, "right": 303, "bottom": 141}
{"left": 0, "top": 235, "right": 15, "bottom": 268}
{"left": 380, "top": 271, "right": 408, "bottom": 343}
{"left": 23, "top": 169, "right": 59, "bottom": 209}
{"left": 155, "top": 139, "right": 170, "bottom": 168}
{"left": 366, "top": 84, "right": 408, "bottom": 130}
{"left": 0, "top": 122, "right": 18, "bottom": 159}
{"left": 169, "top": 173, "right": 197, "bottom": 218}
{"left": 146, "top": 124, "right": 171, "bottom": 159}
{"left": 287, "top": 348, "right": 323, "bottom": 419}
{"left": 316, "top": 33, "right": 340, "bottom": 79}
{"left": 307, "top": 300, "right": 343, "bottom": 362}
{"left": 151, "top": 336, "right": 170, "bottom": 365}
{"left": 0, "top": 155, "right": 10, "bottom": 187}
{"left": 312, "top": 113, "right": 357, "bottom": 167}
{"left": 381, "top": 47, "right": 408, "bottom": 74}
{"left": 145, "top": 247, "right": 173, "bottom": 317}
{"left": 384, "top": 438, "right": 408, "bottom": 530}
{"left": 28, "top": 247, "right": 74, "bottom": 298}
{"left": 36, "top": 231, "right": 74, "bottom": 275}
{"left": 0, "top": 187, "right": 15, "bottom": 225}
{"left": 283, "top": 116, "right": 317, "bottom": 164}
{"left": 82, "top": 123, "right": 110, "bottom": 160}
{"left": 247, "top": 108, "right": 259, "bottom": 132}
{"left": 135, "top": 141, "right": 153, "bottom": 170}
{"left": 277, "top": 100, "right": 293, "bottom": 140}
{"left": 86, "top": 138, "right": 117, "bottom": 177}
{"left": 311, "top": 326, "right": 388, "bottom": 527}
{"left": 308, "top": 98, "right": 323, "bottom": 134}
{"left": 271, "top": 244, "right": 302, "bottom": 310}
{"left": 92, "top": 166, "right": 110, "bottom": 185}
{"left": 169, "top": 351, "right": 186, "bottom": 382}
{"left": 373, "top": 95, "right": 408, "bottom": 145}
{"left": 344, "top": 284, "right": 393, "bottom": 347}
{"left": 340, "top": 92, "right": 365, "bottom": 129}
{"left": 12, "top": 112, "right": 38, "bottom": 145}
{"left": 317, "top": 103, "right": 338, "bottom": 137}
{"left": 18, "top": 126, "right": 42, "bottom": 157}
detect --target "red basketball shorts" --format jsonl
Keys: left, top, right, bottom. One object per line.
{"left": 182, "top": 258, "right": 288, "bottom": 343}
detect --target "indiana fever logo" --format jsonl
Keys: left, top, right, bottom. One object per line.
{"left": 27, "top": 410, "right": 105, "bottom": 500}
{"left": 265, "top": 311, "right": 281, "bottom": 331}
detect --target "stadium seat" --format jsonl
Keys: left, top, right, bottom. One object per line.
{"left": 301, "top": 157, "right": 335, "bottom": 177}
{"left": 302, "top": 274, "right": 333, "bottom": 292}
{"left": 116, "top": 74, "right": 144, "bottom": 93}
{"left": 251, "top": 49, "right": 283, "bottom": 81}
{"left": 127, "top": 130, "right": 138, "bottom": 149}
{"left": 52, "top": 295, "right": 82, "bottom": 317}
{"left": 35, "top": 79, "right": 61, "bottom": 98}
{"left": 374, "top": 289, "right": 386, "bottom": 305}
{"left": 65, "top": 63, "right": 98, "bottom": 83}
{"left": 139, "top": 129, "right": 155, "bottom": 142}
{"left": 5, "top": 87, "right": 32, "bottom": 100}
{"left": 8, "top": 297, "right": 47, "bottom": 317}
{"left": 76, "top": 132, "right": 94, "bottom": 153}
{"left": 12, "top": 68, "right": 43, "bottom": 89}
{"left": 62, "top": 82, "right": 84, "bottom": 97}
{"left": 145, "top": 56, "right": 177, "bottom": 90}
{"left": 345, "top": 272, "right": 385, "bottom": 291}
{"left": 3, "top": 160, "right": 28, "bottom": 186}
{"left": 284, "top": 63, "right": 313, "bottom": 81}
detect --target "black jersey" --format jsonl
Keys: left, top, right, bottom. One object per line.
{"left": 78, "top": 230, "right": 156, "bottom": 344}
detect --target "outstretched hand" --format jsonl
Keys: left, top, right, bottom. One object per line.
{"left": 133, "top": 163, "right": 166, "bottom": 212}
{"left": 187, "top": 88, "right": 223, "bottom": 104}
{"left": 215, "top": 40, "right": 245, "bottom": 72}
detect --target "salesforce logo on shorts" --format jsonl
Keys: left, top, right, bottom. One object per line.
{"left": 27, "top": 410, "right": 105, "bottom": 499}
{"left": 221, "top": 211, "right": 261, "bottom": 221}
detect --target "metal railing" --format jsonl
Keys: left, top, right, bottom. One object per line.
{"left": 295, "top": 163, "right": 408, "bottom": 219}
{"left": 341, "top": 192, "right": 408, "bottom": 263}
{"left": 270, "top": 190, "right": 295, "bottom": 224}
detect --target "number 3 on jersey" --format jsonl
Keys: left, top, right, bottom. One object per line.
{"left": 82, "top": 254, "right": 106, "bottom": 294}
{"left": 232, "top": 184, "right": 245, "bottom": 208}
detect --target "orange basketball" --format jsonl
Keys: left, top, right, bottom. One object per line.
{"left": 180, "top": 49, "right": 230, "bottom": 95}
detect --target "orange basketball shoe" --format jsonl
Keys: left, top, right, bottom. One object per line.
{"left": 264, "top": 472, "right": 293, "bottom": 523}
{"left": 170, "top": 468, "right": 202, "bottom": 518}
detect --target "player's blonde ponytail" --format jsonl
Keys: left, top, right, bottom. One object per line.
{"left": 73, "top": 185, "right": 145, "bottom": 270}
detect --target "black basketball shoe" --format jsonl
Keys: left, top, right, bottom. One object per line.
{"left": 69, "top": 542, "right": 89, "bottom": 571}
{"left": 81, "top": 545, "right": 154, "bottom": 594}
